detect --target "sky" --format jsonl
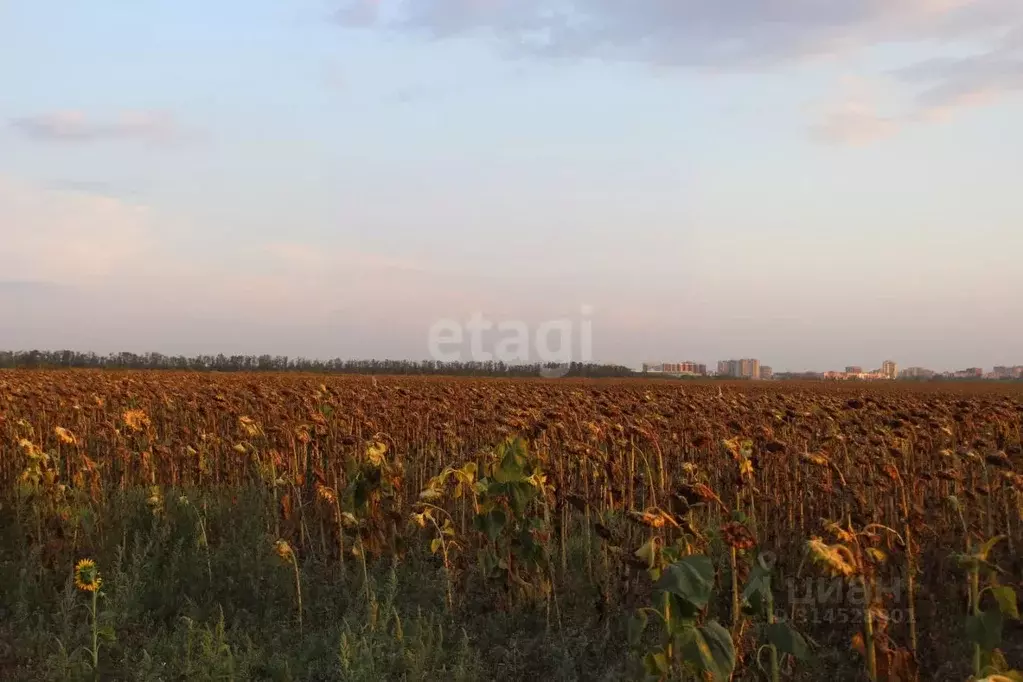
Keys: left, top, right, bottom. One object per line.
{"left": 1, "top": 0, "right": 1021, "bottom": 372}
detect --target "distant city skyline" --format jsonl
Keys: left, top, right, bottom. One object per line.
{"left": 641, "top": 356, "right": 1023, "bottom": 378}
{"left": 3, "top": 345, "right": 1023, "bottom": 378}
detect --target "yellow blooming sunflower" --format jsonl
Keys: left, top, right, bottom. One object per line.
{"left": 74, "top": 559, "right": 102, "bottom": 592}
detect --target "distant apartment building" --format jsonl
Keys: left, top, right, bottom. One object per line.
{"left": 717, "top": 358, "right": 761, "bottom": 379}
{"left": 644, "top": 362, "right": 707, "bottom": 376}
{"left": 643, "top": 362, "right": 670, "bottom": 373}
{"left": 680, "top": 362, "right": 707, "bottom": 375}
{"left": 992, "top": 366, "right": 1023, "bottom": 379}
{"left": 949, "top": 367, "right": 984, "bottom": 379}
{"left": 845, "top": 366, "right": 863, "bottom": 375}
{"left": 882, "top": 360, "right": 898, "bottom": 380}
{"left": 828, "top": 369, "right": 886, "bottom": 380}
{"left": 900, "top": 367, "right": 935, "bottom": 379}
{"left": 744, "top": 359, "right": 761, "bottom": 379}
{"left": 760, "top": 366, "right": 773, "bottom": 380}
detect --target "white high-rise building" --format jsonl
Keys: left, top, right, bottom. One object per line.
{"left": 717, "top": 358, "right": 761, "bottom": 379}
{"left": 882, "top": 360, "right": 898, "bottom": 380}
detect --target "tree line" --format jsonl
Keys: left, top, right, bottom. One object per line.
{"left": 0, "top": 350, "right": 637, "bottom": 378}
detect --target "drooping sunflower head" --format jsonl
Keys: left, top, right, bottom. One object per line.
{"left": 806, "top": 538, "right": 857, "bottom": 578}
{"left": 720, "top": 521, "right": 757, "bottom": 551}
{"left": 54, "top": 426, "right": 77, "bottom": 445}
{"left": 146, "top": 486, "right": 164, "bottom": 516}
{"left": 18, "top": 438, "right": 42, "bottom": 457}
{"left": 365, "top": 440, "right": 388, "bottom": 467}
{"left": 274, "top": 539, "right": 294, "bottom": 562}
{"left": 315, "top": 483, "right": 336, "bottom": 505}
{"left": 801, "top": 452, "right": 830, "bottom": 467}
{"left": 74, "top": 559, "right": 102, "bottom": 592}
{"left": 123, "top": 409, "right": 151, "bottom": 432}
{"left": 418, "top": 487, "right": 443, "bottom": 502}
{"left": 238, "top": 416, "right": 262, "bottom": 438}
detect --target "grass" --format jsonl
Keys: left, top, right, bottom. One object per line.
{"left": 2, "top": 487, "right": 641, "bottom": 681}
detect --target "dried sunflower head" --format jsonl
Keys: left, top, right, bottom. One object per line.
{"left": 238, "top": 416, "right": 263, "bottom": 438}
{"left": 146, "top": 486, "right": 164, "bottom": 515}
{"left": 316, "top": 484, "right": 337, "bottom": 505}
{"left": 366, "top": 441, "right": 388, "bottom": 467}
{"left": 806, "top": 537, "right": 857, "bottom": 577}
{"left": 720, "top": 522, "right": 756, "bottom": 551}
{"left": 801, "top": 452, "right": 830, "bottom": 466}
{"left": 274, "top": 539, "right": 294, "bottom": 562}
{"left": 627, "top": 509, "right": 678, "bottom": 529}
{"left": 54, "top": 427, "right": 77, "bottom": 445}
{"left": 122, "top": 409, "right": 151, "bottom": 432}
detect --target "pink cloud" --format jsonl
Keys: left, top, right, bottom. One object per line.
{"left": 0, "top": 176, "right": 156, "bottom": 282}
{"left": 10, "top": 110, "right": 188, "bottom": 144}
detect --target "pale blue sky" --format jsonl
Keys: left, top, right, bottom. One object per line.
{"left": 2, "top": 0, "right": 1021, "bottom": 371}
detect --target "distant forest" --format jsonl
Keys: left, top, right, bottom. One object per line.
{"left": 0, "top": 350, "right": 638, "bottom": 378}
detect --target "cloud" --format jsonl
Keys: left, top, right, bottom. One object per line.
{"left": 338, "top": 1, "right": 1022, "bottom": 140}
{"left": 808, "top": 76, "right": 904, "bottom": 145}
{"left": 809, "top": 23, "right": 1023, "bottom": 145}
{"left": 333, "top": 0, "right": 380, "bottom": 27}
{"left": 335, "top": 0, "right": 1017, "bottom": 67}
{"left": 0, "top": 176, "right": 156, "bottom": 283}
{"left": 10, "top": 110, "right": 188, "bottom": 144}
{"left": 811, "top": 107, "right": 901, "bottom": 145}
{"left": 0, "top": 175, "right": 471, "bottom": 331}
{"left": 897, "top": 31, "right": 1023, "bottom": 119}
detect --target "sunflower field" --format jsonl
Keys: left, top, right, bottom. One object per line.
{"left": 1, "top": 370, "right": 1021, "bottom": 681}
